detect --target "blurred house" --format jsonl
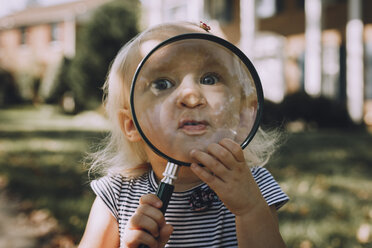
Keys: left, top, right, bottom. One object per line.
{"left": 141, "top": 0, "right": 372, "bottom": 125}
{"left": 0, "top": 0, "right": 111, "bottom": 101}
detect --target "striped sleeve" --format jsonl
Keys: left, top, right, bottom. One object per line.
{"left": 251, "top": 167, "right": 289, "bottom": 210}
{"left": 91, "top": 175, "right": 122, "bottom": 220}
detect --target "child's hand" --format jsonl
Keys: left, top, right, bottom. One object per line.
{"left": 190, "top": 138, "right": 265, "bottom": 216}
{"left": 123, "top": 194, "right": 173, "bottom": 248}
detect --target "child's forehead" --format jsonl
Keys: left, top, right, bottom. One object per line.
{"left": 138, "top": 39, "right": 239, "bottom": 78}
{"left": 148, "top": 44, "right": 229, "bottom": 70}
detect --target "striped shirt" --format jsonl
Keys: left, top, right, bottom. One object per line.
{"left": 91, "top": 167, "right": 289, "bottom": 247}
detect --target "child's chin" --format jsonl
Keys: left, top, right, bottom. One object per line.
{"left": 166, "top": 152, "right": 198, "bottom": 165}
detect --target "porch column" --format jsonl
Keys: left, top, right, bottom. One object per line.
{"left": 148, "top": 0, "right": 163, "bottom": 26}
{"left": 346, "top": 0, "right": 364, "bottom": 123}
{"left": 188, "top": 0, "right": 204, "bottom": 22}
{"left": 304, "top": 0, "right": 322, "bottom": 96}
{"left": 239, "top": 0, "right": 256, "bottom": 58}
{"left": 63, "top": 16, "right": 76, "bottom": 58}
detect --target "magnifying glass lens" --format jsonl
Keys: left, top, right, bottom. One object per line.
{"left": 131, "top": 35, "right": 262, "bottom": 165}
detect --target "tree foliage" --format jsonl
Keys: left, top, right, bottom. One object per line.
{"left": 67, "top": 0, "right": 139, "bottom": 109}
{"left": 262, "top": 91, "right": 359, "bottom": 129}
{"left": 0, "top": 68, "right": 22, "bottom": 106}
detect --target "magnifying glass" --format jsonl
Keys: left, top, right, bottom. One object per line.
{"left": 130, "top": 33, "right": 263, "bottom": 246}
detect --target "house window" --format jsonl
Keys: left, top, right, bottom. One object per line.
{"left": 205, "top": 0, "right": 233, "bottom": 24}
{"left": 50, "top": 22, "right": 59, "bottom": 42}
{"left": 20, "top": 26, "right": 28, "bottom": 45}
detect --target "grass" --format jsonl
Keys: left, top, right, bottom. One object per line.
{"left": 0, "top": 105, "right": 108, "bottom": 245}
{"left": 0, "top": 105, "right": 371, "bottom": 247}
{"left": 0, "top": 131, "right": 105, "bottom": 244}
{"left": 267, "top": 131, "right": 372, "bottom": 248}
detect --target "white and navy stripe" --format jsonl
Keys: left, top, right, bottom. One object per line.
{"left": 91, "top": 167, "right": 289, "bottom": 248}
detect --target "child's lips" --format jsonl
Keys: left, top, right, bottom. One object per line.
{"left": 178, "top": 119, "right": 209, "bottom": 135}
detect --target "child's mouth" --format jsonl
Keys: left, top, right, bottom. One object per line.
{"left": 178, "top": 120, "right": 208, "bottom": 135}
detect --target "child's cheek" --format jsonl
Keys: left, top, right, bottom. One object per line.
{"left": 206, "top": 92, "right": 240, "bottom": 123}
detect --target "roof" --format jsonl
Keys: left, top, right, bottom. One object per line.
{"left": 0, "top": 0, "right": 112, "bottom": 30}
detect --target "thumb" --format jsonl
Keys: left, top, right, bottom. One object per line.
{"left": 158, "top": 224, "right": 173, "bottom": 248}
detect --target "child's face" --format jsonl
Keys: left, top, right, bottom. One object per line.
{"left": 132, "top": 39, "right": 257, "bottom": 163}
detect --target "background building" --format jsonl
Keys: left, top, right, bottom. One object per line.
{"left": 0, "top": 0, "right": 110, "bottom": 101}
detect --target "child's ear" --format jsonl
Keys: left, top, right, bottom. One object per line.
{"left": 118, "top": 108, "right": 142, "bottom": 142}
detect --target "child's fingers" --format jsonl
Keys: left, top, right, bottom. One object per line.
{"left": 219, "top": 138, "right": 245, "bottom": 162}
{"left": 190, "top": 162, "right": 224, "bottom": 189}
{"left": 158, "top": 224, "right": 174, "bottom": 247}
{"left": 123, "top": 229, "right": 157, "bottom": 248}
{"left": 140, "top": 194, "right": 163, "bottom": 208}
{"left": 136, "top": 194, "right": 167, "bottom": 237}
{"left": 206, "top": 143, "right": 237, "bottom": 170}
{"left": 190, "top": 149, "right": 229, "bottom": 180}
{"left": 129, "top": 211, "right": 160, "bottom": 238}
{"left": 137, "top": 202, "right": 166, "bottom": 228}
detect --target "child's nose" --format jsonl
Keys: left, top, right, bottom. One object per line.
{"left": 176, "top": 77, "right": 206, "bottom": 108}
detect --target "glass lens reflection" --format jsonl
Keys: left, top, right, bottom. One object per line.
{"left": 132, "top": 38, "right": 258, "bottom": 164}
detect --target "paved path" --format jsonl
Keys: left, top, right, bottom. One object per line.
{"left": 0, "top": 191, "right": 77, "bottom": 248}
{"left": 0, "top": 193, "right": 37, "bottom": 248}
{"left": 0, "top": 105, "right": 108, "bottom": 248}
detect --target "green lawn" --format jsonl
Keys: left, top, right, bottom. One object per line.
{"left": 268, "top": 131, "right": 372, "bottom": 248}
{"left": 0, "top": 105, "right": 371, "bottom": 247}
{"left": 0, "top": 105, "right": 107, "bottom": 245}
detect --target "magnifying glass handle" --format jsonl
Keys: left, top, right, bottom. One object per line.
{"left": 139, "top": 162, "right": 179, "bottom": 248}
{"left": 156, "top": 181, "right": 175, "bottom": 214}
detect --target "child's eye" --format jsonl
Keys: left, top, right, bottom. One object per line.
{"left": 201, "top": 73, "right": 220, "bottom": 85}
{"left": 151, "top": 79, "right": 174, "bottom": 91}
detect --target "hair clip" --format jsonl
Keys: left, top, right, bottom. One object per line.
{"left": 199, "top": 21, "right": 211, "bottom": 32}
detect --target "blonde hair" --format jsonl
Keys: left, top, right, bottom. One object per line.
{"left": 88, "top": 21, "right": 281, "bottom": 178}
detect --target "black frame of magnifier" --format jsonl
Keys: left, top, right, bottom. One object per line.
{"left": 130, "top": 33, "right": 264, "bottom": 166}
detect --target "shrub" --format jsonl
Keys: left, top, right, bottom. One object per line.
{"left": 67, "top": 0, "right": 139, "bottom": 110}
{"left": 262, "top": 92, "right": 358, "bottom": 129}
{"left": 262, "top": 99, "right": 285, "bottom": 128}
{"left": 44, "top": 57, "right": 72, "bottom": 104}
{"left": 0, "top": 68, "right": 22, "bottom": 106}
